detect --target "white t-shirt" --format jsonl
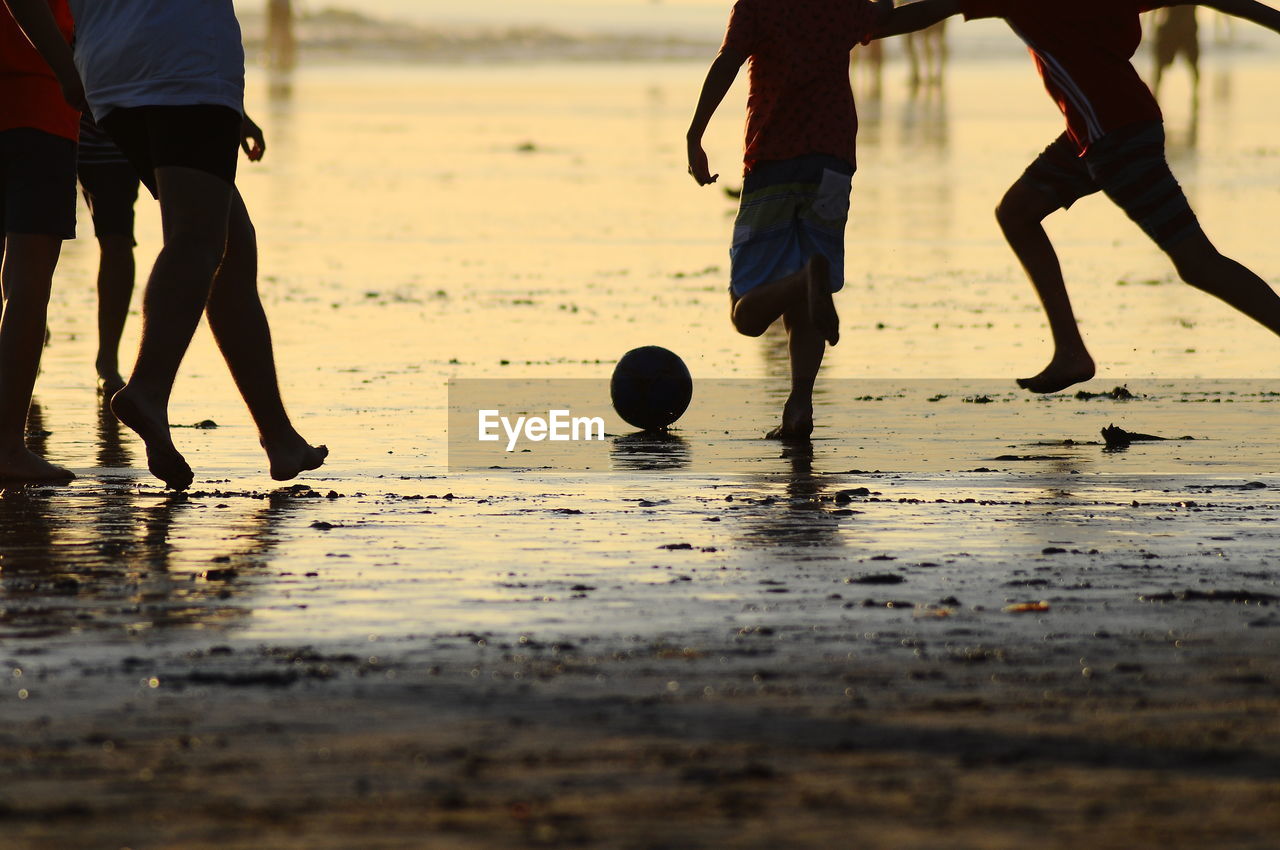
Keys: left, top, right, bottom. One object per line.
{"left": 69, "top": 0, "right": 245, "bottom": 121}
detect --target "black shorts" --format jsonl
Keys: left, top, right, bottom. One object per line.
{"left": 99, "top": 105, "right": 242, "bottom": 198}
{"left": 0, "top": 128, "right": 78, "bottom": 240}
{"left": 78, "top": 161, "right": 140, "bottom": 241}
{"left": 1021, "top": 121, "right": 1200, "bottom": 249}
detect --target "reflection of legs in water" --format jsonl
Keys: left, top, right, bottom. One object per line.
{"left": 94, "top": 233, "right": 135, "bottom": 394}
{"left": 0, "top": 233, "right": 75, "bottom": 481}
{"left": 111, "top": 166, "right": 232, "bottom": 490}
{"left": 731, "top": 254, "right": 831, "bottom": 439}
{"left": 206, "top": 191, "right": 326, "bottom": 481}
{"left": 995, "top": 179, "right": 1096, "bottom": 394}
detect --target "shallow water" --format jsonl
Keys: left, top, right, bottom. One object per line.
{"left": 9, "top": 56, "right": 1280, "bottom": 661}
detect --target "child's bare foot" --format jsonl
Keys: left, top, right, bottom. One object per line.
{"left": 96, "top": 359, "right": 126, "bottom": 396}
{"left": 806, "top": 254, "right": 839, "bottom": 346}
{"left": 97, "top": 372, "right": 126, "bottom": 396}
{"left": 263, "top": 434, "right": 328, "bottom": 481}
{"left": 0, "top": 446, "right": 75, "bottom": 482}
{"left": 1017, "top": 352, "right": 1096, "bottom": 394}
{"left": 765, "top": 399, "right": 814, "bottom": 440}
{"left": 110, "top": 385, "right": 193, "bottom": 490}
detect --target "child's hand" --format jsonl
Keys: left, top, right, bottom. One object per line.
{"left": 59, "top": 73, "right": 88, "bottom": 113}
{"left": 687, "top": 141, "right": 718, "bottom": 186}
{"left": 240, "top": 113, "right": 266, "bottom": 161}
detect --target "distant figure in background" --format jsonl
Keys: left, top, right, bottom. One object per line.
{"left": 1152, "top": 6, "right": 1200, "bottom": 98}
{"left": 8, "top": 0, "right": 327, "bottom": 490}
{"left": 265, "top": 0, "right": 296, "bottom": 71}
{"left": 0, "top": 0, "right": 79, "bottom": 482}
{"left": 76, "top": 113, "right": 140, "bottom": 396}
{"left": 905, "top": 14, "right": 948, "bottom": 88}
{"left": 1214, "top": 8, "right": 1237, "bottom": 42}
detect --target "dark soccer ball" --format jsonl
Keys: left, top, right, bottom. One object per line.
{"left": 610, "top": 346, "right": 693, "bottom": 431}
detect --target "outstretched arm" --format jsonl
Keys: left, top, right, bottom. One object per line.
{"left": 874, "top": 0, "right": 963, "bottom": 39}
{"left": 3, "top": 0, "right": 85, "bottom": 111}
{"left": 1199, "top": 0, "right": 1280, "bottom": 33}
{"left": 686, "top": 47, "right": 747, "bottom": 186}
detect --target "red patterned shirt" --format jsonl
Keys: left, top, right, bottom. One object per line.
{"left": 0, "top": 0, "right": 78, "bottom": 140}
{"left": 960, "top": 0, "right": 1177, "bottom": 153}
{"left": 722, "top": 0, "right": 878, "bottom": 173}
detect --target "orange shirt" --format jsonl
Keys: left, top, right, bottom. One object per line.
{"left": 960, "top": 0, "right": 1176, "bottom": 153}
{"left": 1, "top": 0, "right": 78, "bottom": 140}
{"left": 722, "top": 0, "right": 878, "bottom": 173}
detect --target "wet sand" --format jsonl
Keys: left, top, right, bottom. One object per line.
{"left": 5, "top": 397, "right": 1280, "bottom": 847}
{"left": 6, "top": 55, "right": 1280, "bottom": 847}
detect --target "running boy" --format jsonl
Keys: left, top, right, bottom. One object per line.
{"left": 8, "top": 0, "right": 327, "bottom": 490}
{"left": 890, "top": 0, "right": 1280, "bottom": 393}
{"left": 0, "top": 0, "right": 78, "bottom": 481}
{"left": 687, "top": 0, "right": 892, "bottom": 439}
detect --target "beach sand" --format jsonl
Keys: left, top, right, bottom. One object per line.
{"left": 4, "top": 52, "right": 1280, "bottom": 847}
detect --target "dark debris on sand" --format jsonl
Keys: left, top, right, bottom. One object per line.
{"left": 1101, "top": 424, "right": 1196, "bottom": 448}
{"left": 1076, "top": 386, "right": 1139, "bottom": 401}
{"left": 1140, "top": 589, "right": 1280, "bottom": 604}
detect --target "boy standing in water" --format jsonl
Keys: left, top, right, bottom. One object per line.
{"left": 686, "top": 0, "right": 886, "bottom": 439}
{"left": 77, "top": 112, "right": 140, "bottom": 396}
{"left": 8, "top": 0, "right": 327, "bottom": 490}
{"left": 888, "top": 0, "right": 1280, "bottom": 392}
{"left": 0, "top": 0, "right": 78, "bottom": 481}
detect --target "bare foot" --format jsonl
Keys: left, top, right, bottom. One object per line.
{"left": 96, "top": 359, "right": 126, "bottom": 396}
{"left": 0, "top": 446, "right": 75, "bottom": 482}
{"left": 263, "top": 434, "right": 328, "bottom": 481}
{"left": 97, "top": 372, "right": 126, "bottom": 397}
{"left": 806, "top": 254, "right": 839, "bottom": 346}
{"left": 1017, "top": 352, "right": 1097, "bottom": 394}
{"left": 765, "top": 399, "right": 814, "bottom": 440}
{"left": 110, "top": 385, "right": 194, "bottom": 490}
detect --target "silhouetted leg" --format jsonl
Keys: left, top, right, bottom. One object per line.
{"left": 730, "top": 266, "right": 808, "bottom": 338}
{"left": 95, "top": 233, "right": 135, "bottom": 394}
{"left": 0, "top": 233, "right": 73, "bottom": 481}
{"left": 204, "top": 190, "right": 326, "bottom": 481}
{"left": 731, "top": 254, "right": 837, "bottom": 345}
{"left": 766, "top": 301, "right": 825, "bottom": 441}
{"left": 995, "top": 178, "right": 1096, "bottom": 393}
{"left": 1166, "top": 229, "right": 1280, "bottom": 337}
{"left": 111, "top": 166, "right": 232, "bottom": 490}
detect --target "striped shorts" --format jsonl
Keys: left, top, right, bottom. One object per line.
{"left": 1022, "top": 121, "right": 1200, "bottom": 249}
{"left": 729, "top": 155, "right": 853, "bottom": 297}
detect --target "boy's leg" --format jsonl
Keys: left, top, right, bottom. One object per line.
{"left": 111, "top": 165, "right": 232, "bottom": 491}
{"left": 204, "top": 190, "right": 326, "bottom": 481}
{"left": 0, "top": 130, "right": 77, "bottom": 481}
{"left": 0, "top": 232, "right": 73, "bottom": 480}
{"left": 80, "top": 162, "right": 140, "bottom": 394}
{"left": 1165, "top": 230, "right": 1280, "bottom": 336}
{"left": 997, "top": 134, "right": 1099, "bottom": 393}
{"left": 766, "top": 259, "right": 828, "bottom": 440}
{"left": 1088, "top": 122, "right": 1280, "bottom": 345}
{"left": 94, "top": 232, "right": 135, "bottom": 394}
{"left": 996, "top": 179, "right": 1096, "bottom": 393}
{"left": 730, "top": 261, "right": 808, "bottom": 336}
